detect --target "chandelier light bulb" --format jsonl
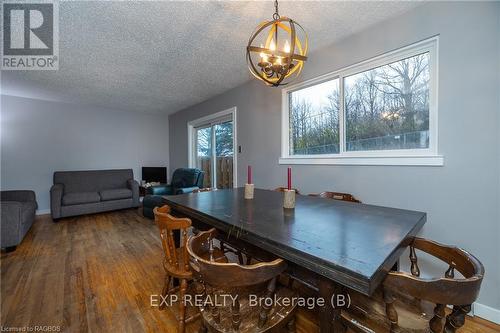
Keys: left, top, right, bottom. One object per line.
{"left": 270, "top": 40, "right": 276, "bottom": 52}
{"left": 284, "top": 40, "right": 290, "bottom": 53}
{"left": 259, "top": 44, "right": 268, "bottom": 61}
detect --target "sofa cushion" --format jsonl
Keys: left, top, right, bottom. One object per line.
{"left": 62, "top": 192, "right": 100, "bottom": 206}
{"left": 99, "top": 188, "right": 132, "bottom": 201}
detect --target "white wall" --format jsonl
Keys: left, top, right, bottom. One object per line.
{"left": 169, "top": 2, "right": 500, "bottom": 319}
{"left": 0, "top": 95, "right": 170, "bottom": 212}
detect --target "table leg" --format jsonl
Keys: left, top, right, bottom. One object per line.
{"left": 318, "top": 278, "right": 346, "bottom": 333}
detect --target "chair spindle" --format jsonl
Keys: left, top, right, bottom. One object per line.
{"left": 409, "top": 245, "right": 420, "bottom": 276}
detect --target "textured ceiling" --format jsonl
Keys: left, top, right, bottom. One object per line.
{"left": 1, "top": 1, "right": 422, "bottom": 114}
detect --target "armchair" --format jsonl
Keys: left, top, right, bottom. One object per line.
{"left": 142, "top": 168, "right": 204, "bottom": 219}
{"left": 1, "top": 190, "right": 38, "bottom": 252}
{"left": 146, "top": 168, "right": 204, "bottom": 196}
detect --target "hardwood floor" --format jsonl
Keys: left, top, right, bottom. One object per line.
{"left": 1, "top": 209, "right": 498, "bottom": 333}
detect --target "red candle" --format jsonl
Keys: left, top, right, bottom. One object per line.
{"left": 248, "top": 165, "right": 252, "bottom": 184}
{"left": 287, "top": 167, "right": 291, "bottom": 190}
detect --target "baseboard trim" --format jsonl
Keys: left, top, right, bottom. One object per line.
{"left": 474, "top": 302, "right": 500, "bottom": 324}
{"left": 36, "top": 209, "right": 51, "bottom": 216}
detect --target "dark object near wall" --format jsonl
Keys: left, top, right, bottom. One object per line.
{"left": 146, "top": 168, "right": 204, "bottom": 196}
{"left": 142, "top": 167, "right": 167, "bottom": 183}
{"left": 1, "top": 190, "right": 38, "bottom": 251}
{"left": 50, "top": 169, "right": 139, "bottom": 219}
{"left": 142, "top": 195, "right": 168, "bottom": 219}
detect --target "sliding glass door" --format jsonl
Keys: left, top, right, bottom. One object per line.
{"left": 193, "top": 114, "right": 234, "bottom": 189}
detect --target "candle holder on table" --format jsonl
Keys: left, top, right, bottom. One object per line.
{"left": 244, "top": 183, "right": 255, "bottom": 199}
{"left": 283, "top": 189, "right": 296, "bottom": 209}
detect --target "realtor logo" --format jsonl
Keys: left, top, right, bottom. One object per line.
{"left": 1, "top": 1, "right": 59, "bottom": 70}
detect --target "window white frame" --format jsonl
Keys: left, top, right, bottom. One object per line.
{"left": 188, "top": 107, "right": 238, "bottom": 187}
{"left": 280, "top": 36, "right": 443, "bottom": 166}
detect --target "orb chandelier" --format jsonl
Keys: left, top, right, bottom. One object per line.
{"left": 246, "top": 0, "right": 308, "bottom": 87}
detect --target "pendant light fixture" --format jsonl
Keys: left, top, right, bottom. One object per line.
{"left": 246, "top": 0, "right": 308, "bottom": 87}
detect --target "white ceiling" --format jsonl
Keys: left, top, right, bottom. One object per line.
{"left": 1, "top": 1, "right": 422, "bottom": 114}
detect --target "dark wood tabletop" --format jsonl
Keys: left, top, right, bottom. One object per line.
{"left": 163, "top": 188, "right": 426, "bottom": 295}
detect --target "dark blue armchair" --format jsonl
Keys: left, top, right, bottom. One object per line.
{"left": 146, "top": 168, "right": 204, "bottom": 196}
{"left": 143, "top": 168, "right": 204, "bottom": 219}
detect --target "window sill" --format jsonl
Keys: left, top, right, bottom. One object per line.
{"left": 278, "top": 155, "right": 444, "bottom": 166}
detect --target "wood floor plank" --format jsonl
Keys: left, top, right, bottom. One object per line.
{"left": 1, "top": 209, "right": 498, "bottom": 332}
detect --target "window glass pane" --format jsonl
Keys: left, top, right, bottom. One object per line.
{"left": 214, "top": 121, "right": 233, "bottom": 189}
{"left": 288, "top": 79, "right": 340, "bottom": 155}
{"left": 345, "top": 52, "right": 430, "bottom": 151}
{"left": 215, "top": 121, "right": 233, "bottom": 157}
{"left": 195, "top": 126, "right": 212, "bottom": 187}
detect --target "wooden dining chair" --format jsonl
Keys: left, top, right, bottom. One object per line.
{"left": 154, "top": 205, "right": 226, "bottom": 333}
{"left": 187, "top": 228, "right": 297, "bottom": 333}
{"left": 274, "top": 187, "right": 301, "bottom": 195}
{"left": 341, "top": 237, "right": 484, "bottom": 333}
{"left": 309, "top": 191, "right": 361, "bottom": 203}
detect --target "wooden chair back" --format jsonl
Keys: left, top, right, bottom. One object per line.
{"left": 383, "top": 237, "right": 484, "bottom": 332}
{"left": 310, "top": 191, "right": 361, "bottom": 203}
{"left": 188, "top": 228, "right": 287, "bottom": 287}
{"left": 274, "top": 187, "right": 301, "bottom": 195}
{"left": 154, "top": 205, "right": 192, "bottom": 277}
{"left": 187, "top": 228, "right": 293, "bottom": 331}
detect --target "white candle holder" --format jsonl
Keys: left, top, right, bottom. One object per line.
{"left": 283, "top": 189, "right": 296, "bottom": 209}
{"left": 244, "top": 183, "right": 255, "bottom": 199}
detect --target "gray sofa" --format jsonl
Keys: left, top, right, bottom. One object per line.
{"left": 1, "top": 190, "right": 38, "bottom": 252}
{"left": 50, "top": 169, "right": 139, "bottom": 219}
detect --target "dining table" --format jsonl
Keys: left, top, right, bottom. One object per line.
{"left": 162, "top": 188, "right": 426, "bottom": 332}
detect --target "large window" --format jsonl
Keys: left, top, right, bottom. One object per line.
{"left": 281, "top": 37, "right": 442, "bottom": 166}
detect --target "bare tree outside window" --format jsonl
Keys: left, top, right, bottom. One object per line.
{"left": 287, "top": 52, "right": 430, "bottom": 155}
{"left": 345, "top": 52, "right": 430, "bottom": 151}
{"left": 289, "top": 79, "right": 340, "bottom": 155}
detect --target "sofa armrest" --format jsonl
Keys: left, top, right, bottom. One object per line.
{"left": 175, "top": 186, "right": 200, "bottom": 195}
{"left": 127, "top": 179, "right": 140, "bottom": 207}
{"left": 1, "top": 190, "right": 37, "bottom": 206}
{"left": 0, "top": 202, "right": 21, "bottom": 247}
{"left": 50, "top": 183, "right": 64, "bottom": 219}
{"left": 146, "top": 185, "right": 173, "bottom": 196}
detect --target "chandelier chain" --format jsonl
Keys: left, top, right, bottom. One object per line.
{"left": 273, "top": 0, "right": 280, "bottom": 20}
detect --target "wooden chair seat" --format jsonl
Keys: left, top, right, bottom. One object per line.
{"left": 202, "top": 285, "right": 297, "bottom": 333}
